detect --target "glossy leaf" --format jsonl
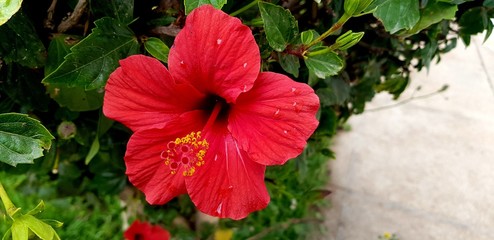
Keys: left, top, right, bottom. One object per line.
{"left": 405, "top": 1, "right": 457, "bottom": 35}
{"left": 373, "top": 0, "right": 420, "bottom": 33}
{"left": 42, "top": 17, "right": 140, "bottom": 90}
{"left": 0, "top": 0, "right": 22, "bottom": 25}
{"left": 278, "top": 53, "right": 300, "bottom": 77}
{"left": 45, "top": 34, "right": 104, "bottom": 111}
{"left": 144, "top": 37, "right": 170, "bottom": 63}
{"left": 0, "top": 11, "right": 46, "bottom": 68}
{"left": 0, "top": 113, "right": 54, "bottom": 166}
{"left": 89, "top": 0, "right": 134, "bottom": 24}
{"left": 304, "top": 50, "right": 344, "bottom": 79}
{"left": 185, "top": 0, "right": 227, "bottom": 14}
{"left": 316, "top": 78, "right": 351, "bottom": 106}
{"left": 259, "top": 2, "right": 299, "bottom": 51}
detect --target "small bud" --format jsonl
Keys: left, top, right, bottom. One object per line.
{"left": 333, "top": 30, "right": 365, "bottom": 50}
{"left": 57, "top": 121, "right": 77, "bottom": 140}
{"left": 344, "top": 0, "right": 375, "bottom": 16}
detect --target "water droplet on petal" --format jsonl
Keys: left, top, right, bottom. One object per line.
{"left": 228, "top": 185, "right": 233, "bottom": 189}
{"left": 217, "top": 39, "right": 222, "bottom": 45}
{"left": 243, "top": 62, "right": 248, "bottom": 68}
{"left": 216, "top": 202, "right": 223, "bottom": 214}
{"left": 292, "top": 102, "right": 297, "bottom": 107}
{"left": 243, "top": 85, "right": 248, "bottom": 92}
{"left": 180, "top": 60, "right": 185, "bottom": 65}
{"left": 284, "top": 130, "right": 288, "bottom": 134}
{"left": 214, "top": 154, "right": 218, "bottom": 161}
{"left": 274, "top": 109, "right": 280, "bottom": 115}
{"left": 291, "top": 87, "right": 297, "bottom": 93}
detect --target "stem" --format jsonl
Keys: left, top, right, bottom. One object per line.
{"left": 306, "top": 13, "right": 351, "bottom": 49}
{"left": 0, "top": 181, "right": 18, "bottom": 218}
{"left": 230, "top": 0, "right": 259, "bottom": 17}
{"left": 305, "top": 47, "right": 333, "bottom": 57}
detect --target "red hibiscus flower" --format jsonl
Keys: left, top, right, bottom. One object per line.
{"left": 124, "top": 220, "right": 170, "bottom": 240}
{"left": 103, "top": 5, "right": 319, "bottom": 220}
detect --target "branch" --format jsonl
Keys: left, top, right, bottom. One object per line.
{"left": 150, "top": 25, "right": 182, "bottom": 37}
{"left": 57, "top": 0, "right": 88, "bottom": 33}
{"left": 44, "top": 0, "right": 58, "bottom": 30}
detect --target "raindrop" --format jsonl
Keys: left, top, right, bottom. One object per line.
{"left": 217, "top": 39, "right": 222, "bottom": 45}
{"left": 243, "top": 62, "right": 248, "bottom": 68}
{"left": 228, "top": 185, "right": 233, "bottom": 189}
{"left": 214, "top": 154, "right": 218, "bottom": 161}
{"left": 283, "top": 130, "right": 288, "bottom": 134}
{"left": 291, "top": 87, "right": 297, "bottom": 93}
{"left": 292, "top": 102, "right": 297, "bottom": 107}
{"left": 243, "top": 85, "right": 248, "bottom": 92}
{"left": 274, "top": 109, "right": 280, "bottom": 115}
{"left": 216, "top": 202, "right": 223, "bottom": 214}
{"left": 180, "top": 61, "right": 185, "bottom": 65}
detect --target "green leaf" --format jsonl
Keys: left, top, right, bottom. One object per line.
{"left": 0, "top": 64, "right": 51, "bottom": 112}
{"left": 0, "top": 11, "right": 46, "bottom": 68}
{"left": 45, "top": 34, "right": 103, "bottom": 111}
{"left": 459, "top": 7, "right": 489, "bottom": 35}
{"left": 45, "top": 35, "right": 81, "bottom": 76}
{"left": 11, "top": 220, "right": 28, "bottom": 240}
{"left": 316, "top": 78, "right": 350, "bottom": 106}
{"left": 144, "top": 37, "right": 170, "bottom": 63}
{"left": 89, "top": 0, "right": 134, "bottom": 24}
{"left": 0, "top": 113, "right": 54, "bottom": 166}
{"left": 42, "top": 17, "right": 140, "bottom": 90}
{"left": 375, "top": 76, "right": 409, "bottom": 98}
{"left": 373, "top": 0, "right": 420, "bottom": 33}
{"left": 0, "top": 0, "right": 22, "bottom": 25}
{"left": 85, "top": 113, "right": 113, "bottom": 165}
{"left": 26, "top": 201, "right": 45, "bottom": 216}
{"left": 185, "top": 0, "right": 227, "bottom": 14}
{"left": 19, "top": 215, "right": 56, "bottom": 240}
{"left": 485, "top": 0, "right": 494, "bottom": 7}
{"left": 404, "top": 1, "right": 457, "bottom": 35}
{"left": 278, "top": 53, "right": 300, "bottom": 78}
{"left": 304, "top": 50, "right": 344, "bottom": 79}
{"left": 259, "top": 2, "right": 299, "bottom": 52}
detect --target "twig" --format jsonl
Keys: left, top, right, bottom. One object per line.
{"left": 44, "top": 0, "right": 58, "bottom": 30}
{"left": 57, "top": 0, "right": 88, "bottom": 33}
{"left": 150, "top": 25, "right": 182, "bottom": 37}
{"left": 473, "top": 37, "right": 494, "bottom": 98}
{"left": 366, "top": 85, "right": 449, "bottom": 112}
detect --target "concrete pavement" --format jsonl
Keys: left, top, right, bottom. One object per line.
{"left": 324, "top": 35, "right": 494, "bottom": 240}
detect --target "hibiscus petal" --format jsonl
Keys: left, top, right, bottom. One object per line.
{"left": 186, "top": 121, "right": 270, "bottom": 220}
{"left": 104, "top": 55, "right": 204, "bottom": 132}
{"left": 125, "top": 111, "right": 208, "bottom": 205}
{"left": 168, "top": 5, "right": 260, "bottom": 103}
{"left": 229, "top": 72, "right": 320, "bottom": 165}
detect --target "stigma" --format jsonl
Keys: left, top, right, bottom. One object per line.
{"left": 160, "top": 131, "right": 209, "bottom": 176}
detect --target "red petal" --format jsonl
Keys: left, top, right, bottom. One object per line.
{"left": 168, "top": 5, "right": 260, "bottom": 103}
{"left": 124, "top": 220, "right": 170, "bottom": 240}
{"left": 229, "top": 72, "right": 320, "bottom": 165}
{"left": 186, "top": 121, "right": 270, "bottom": 220}
{"left": 125, "top": 111, "right": 208, "bottom": 205}
{"left": 103, "top": 55, "right": 205, "bottom": 132}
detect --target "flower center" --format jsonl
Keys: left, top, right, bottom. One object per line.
{"left": 161, "top": 131, "right": 209, "bottom": 176}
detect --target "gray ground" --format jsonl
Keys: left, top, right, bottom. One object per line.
{"left": 323, "top": 35, "right": 494, "bottom": 240}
